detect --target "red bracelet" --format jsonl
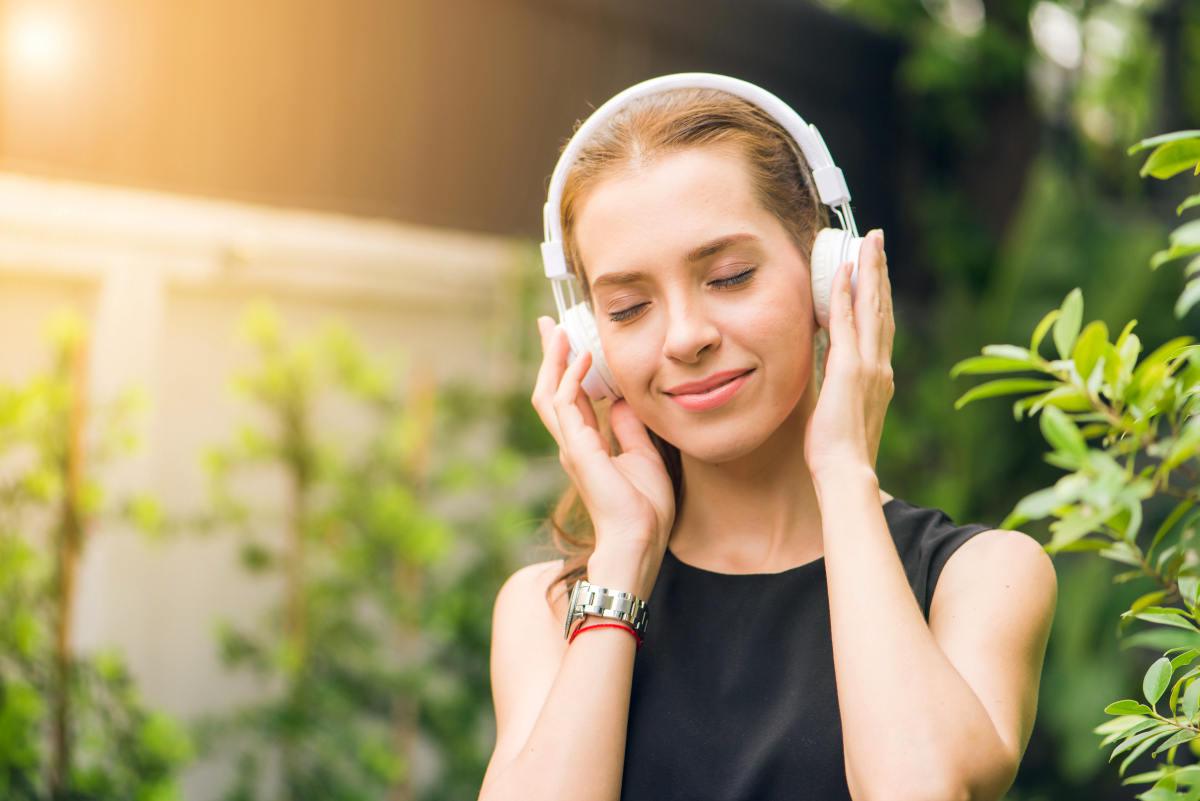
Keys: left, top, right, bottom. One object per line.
{"left": 569, "top": 621, "right": 643, "bottom": 649}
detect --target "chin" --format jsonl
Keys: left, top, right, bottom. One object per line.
{"left": 661, "top": 380, "right": 809, "bottom": 464}
{"left": 656, "top": 407, "right": 776, "bottom": 464}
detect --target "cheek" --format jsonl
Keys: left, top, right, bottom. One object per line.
{"left": 600, "top": 329, "right": 656, "bottom": 390}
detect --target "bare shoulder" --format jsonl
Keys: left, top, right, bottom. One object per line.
{"left": 482, "top": 558, "right": 572, "bottom": 792}
{"left": 932, "top": 527, "right": 1057, "bottom": 624}
{"left": 954, "top": 528, "right": 1055, "bottom": 582}
{"left": 494, "top": 557, "right": 573, "bottom": 627}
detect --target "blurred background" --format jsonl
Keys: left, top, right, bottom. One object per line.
{"left": 0, "top": 0, "right": 1197, "bottom": 799}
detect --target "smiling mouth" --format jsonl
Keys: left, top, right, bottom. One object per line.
{"left": 669, "top": 369, "right": 753, "bottom": 396}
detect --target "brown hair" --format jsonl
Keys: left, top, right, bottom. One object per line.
{"left": 542, "top": 87, "right": 832, "bottom": 605}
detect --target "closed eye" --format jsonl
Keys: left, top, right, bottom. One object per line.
{"left": 607, "top": 268, "right": 757, "bottom": 323}
{"left": 711, "top": 268, "right": 755, "bottom": 289}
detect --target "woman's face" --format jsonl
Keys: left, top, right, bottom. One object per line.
{"left": 573, "top": 142, "right": 818, "bottom": 463}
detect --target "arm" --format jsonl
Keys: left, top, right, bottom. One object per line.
{"left": 478, "top": 546, "right": 659, "bottom": 801}
{"left": 815, "top": 464, "right": 1055, "bottom": 801}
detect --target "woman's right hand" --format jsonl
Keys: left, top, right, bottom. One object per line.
{"left": 531, "top": 316, "right": 676, "bottom": 575}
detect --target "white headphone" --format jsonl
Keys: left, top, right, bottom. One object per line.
{"left": 541, "top": 72, "right": 865, "bottom": 401}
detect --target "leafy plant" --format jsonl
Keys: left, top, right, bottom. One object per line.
{"left": 190, "top": 304, "right": 448, "bottom": 800}
{"left": 190, "top": 302, "right": 550, "bottom": 801}
{"left": 950, "top": 130, "right": 1200, "bottom": 798}
{"left": 0, "top": 311, "right": 191, "bottom": 800}
{"left": 1129, "top": 130, "right": 1200, "bottom": 319}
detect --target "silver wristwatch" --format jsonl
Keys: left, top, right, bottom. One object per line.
{"left": 563, "top": 579, "right": 649, "bottom": 640}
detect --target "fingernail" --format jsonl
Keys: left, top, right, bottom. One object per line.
{"left": 874, "top": 229, "right": 885, "bottom": 248}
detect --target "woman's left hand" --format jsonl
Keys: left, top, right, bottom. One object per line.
{"left": 804, "top": 228, "right": 895, "bottom": 481}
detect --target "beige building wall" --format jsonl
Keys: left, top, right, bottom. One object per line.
{"left": 0, "top": 171, "right": 529, "bottom": 797}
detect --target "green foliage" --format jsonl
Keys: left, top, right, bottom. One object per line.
{"left": 818, "top": 2, "right": 1200, "bottom": 795}
{"left": 194, "top": 305, "right": 426, "bottom": 799}
{"left": 951, "top": 131, "right": 1200, "bottom": 797}
{"left": 0, "top": 312, "right": 191, "bottom": 800}
{"left": 1129, "top": 130, "right": 1200, "bottom": 319}
{"left": 193, "top": 301, "right": 549, "bottom": 800}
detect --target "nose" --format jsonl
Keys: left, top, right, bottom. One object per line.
{"left": 661, "top": 293, "right": 721, "bottom": 364}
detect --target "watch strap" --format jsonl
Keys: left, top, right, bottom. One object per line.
{"left": 563, "top": 579, "right": 648, "bottom": 640}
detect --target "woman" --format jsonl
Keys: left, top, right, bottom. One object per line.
{"left": 478, "top": 77, "right": 1056, "bottom": 801}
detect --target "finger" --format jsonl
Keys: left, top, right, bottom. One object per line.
{"left": 572, "top": 360, "right": 607, "bottom": 454}
{"left": 531, "top": 322, "right": 567, "bottom": 444}
{"left": 553, "top": 346, "right": 602, "bottom": 458}
{"left": 831, "top": 261, "right": 860, "bottom": 362}
{"left": 856, "top": 230, "right": 883, "bottom": 366}
{"left": 868, "top": 233, "right": 894, "bottom": 365}
{"left": 609, "top": 398, "right": 657, "bottom": 456}
{"left": 878, "top": 239, "right": 896, "bottom": 365}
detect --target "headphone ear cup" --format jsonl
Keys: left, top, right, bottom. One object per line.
{"left": 810, "top": 228, "right": 865, "bottom": 330}
{"left": 562, "top": 302, "right": 622, "bottom": 401}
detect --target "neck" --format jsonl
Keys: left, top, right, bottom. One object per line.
{"left": 668, "top": 376, "right": 887, "bottom": 574}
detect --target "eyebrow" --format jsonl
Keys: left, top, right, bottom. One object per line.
{"left": 589, "top": 232, "right": 760, "bottom": 293}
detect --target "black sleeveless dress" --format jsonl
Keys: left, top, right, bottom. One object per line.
{"left": 619, "top": 495, "right": 995, "bottom": 801}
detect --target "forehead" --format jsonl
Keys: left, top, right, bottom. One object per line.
{"left": 573, "top": 145, "right": 769, "bottom": 281}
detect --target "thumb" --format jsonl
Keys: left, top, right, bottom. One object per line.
{"left": 609, "top": 398, "right": 657, "bottom": 455}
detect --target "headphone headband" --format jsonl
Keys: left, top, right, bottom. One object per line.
{"left": 540, "top": 72, "right": 854, "bottom": 280}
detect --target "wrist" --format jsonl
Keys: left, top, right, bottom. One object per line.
{"left": 587, "top": 545, "right": 658, "bottom": 600}
{"left": 812, "top": 461, "right": 879, "bottom": 503}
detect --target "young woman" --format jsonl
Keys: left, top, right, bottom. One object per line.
{"left": 478, "top": 78, "right": 1057, "bottom": 801}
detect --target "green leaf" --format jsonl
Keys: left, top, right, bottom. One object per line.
{"left": 1040, "top": 406, "right": 1087, "bottom": 458}
{"left": 1127, "top": 130, "right": 1200, "bottom": 155}
{"left": 1179, "top": 193, "right": 1200, "bottom": 216}
{"left": 1151, "top": 244, "right": 1200, "bottom": 270}
{"left": 1009, "top": 486, "right": 1070, "bottom": 523}
{"left": 1185, "top": 679, "right": 1200, "bottom": 722}
{"left": 1120, "top": 628, "right": 1200, "bottom": 652}
{"left": 1145, "top": 657, "right": 1174, "bottom": 706}
{"left": 1105, "top": 699, "right": 1154, "bottom": 716}
{"left": 1136, "top": 613, "right": 1200, "bottom": 632}
{"left": 1168, "top": 666, "right": 1200, "bottom": 719}
{"left": 1165, "top": 419, "right": 1200, "bottom": 471}
{"left": 949, "top": 356, "right": 1038, "bottom": 378}
{"left": 1152, "top": 728, "right": 1199, "bottom": 759}
{"left": 1054, "top": 289, "right": 1084, "bottom": 359}
{"left": 1096, "top": 713, "right": 1155, "bottom": 735}
{"left": 980, "top": 344, "right": 1037, "bottom": 362}
{"left": 1101, "top": 540, "right": 1146, "bottom": 567}
{"left": 953, "top": 378, "right": 1059, "bottom": 410}
{"left": 1031, "top": 309, "right": 1061, "bottom": 355}
{"left": 1119, "top": 726, "right": 1179, "bottom": 776}
{"left": 1176, "top": 279, "right": 1200, "bottom": 319}
{"left": 1151, "top": 501, "right": 1197, "bottom": 557}
{"left": 1171, "top": 219, "right": 1200, "bottom": 247}
{"left": 1101, "top": 342, "right": 1123, "bottom": 395}
{"left": 1170, "top": 649, "right": 1200, "bottom": 671}
{"left": 1099, "top": 716, "right": 1162, "bottom": 747}
{"left": 1128, "top": 336, "right": 1195, "bottom": 409}
{"left": 1033, "top": 384, "right": 1095, "bottom": 413}
{"left": 1136, "top": 607, "right": 1196, "bottom": 618}
{"left": 1050, "top": 537, "right": 1110, "bottom": 553}
{"left": 1131, "top": 591, "right": 1169, "bottom": 618}
{"left": 1139, "top": 139, "right": 1200, "bottom": 179}
{"left": 1073, "top": 321, "right": 1109, "bottom": 386}
{"left": 1115, "top": 319, "right": 1138, "bottom": 351}
{"left": 1112, "top": 721, "right": 1176, "bottom": 759}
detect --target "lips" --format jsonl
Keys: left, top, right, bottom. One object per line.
{"left": 665, "top": 369, "right": 754, "bottom": 396}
